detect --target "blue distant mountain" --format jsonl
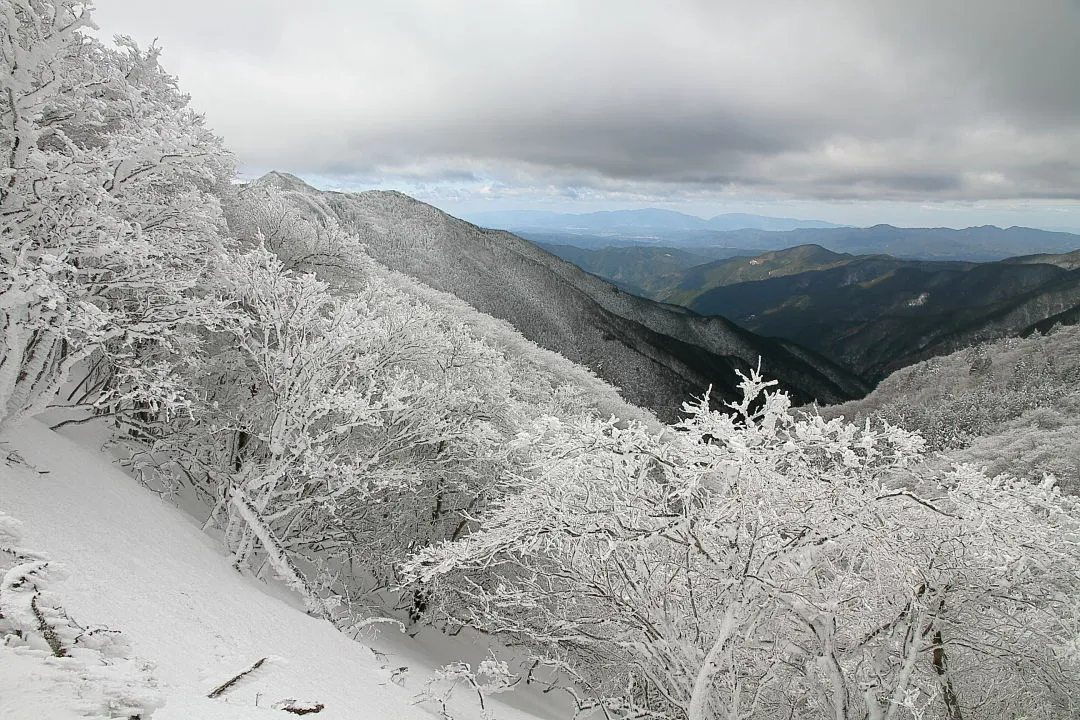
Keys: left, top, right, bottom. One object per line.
{"left": 465, "top": 208, "right": 845, "bottom": 233}
{"left": 705, "top": 213, "right": 845, "bottom": 231}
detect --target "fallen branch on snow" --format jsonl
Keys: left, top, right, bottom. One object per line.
{"left": 207, "top": 656, "right": 268, "bottom": 699}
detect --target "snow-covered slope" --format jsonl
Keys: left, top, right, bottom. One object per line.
{"left": 0, "top": 420, "right": 559, "bottom": 720}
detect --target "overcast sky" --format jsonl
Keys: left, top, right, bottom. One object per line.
{"left": 91, "top": 0, "right": 1080, "bottom": 229}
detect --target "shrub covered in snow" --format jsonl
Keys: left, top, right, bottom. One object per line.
{"left": 0, "top": 0, "right": 232, "bottom": 432}
{"left": 407, "top": 371, "right": 1080, "bottom": 720}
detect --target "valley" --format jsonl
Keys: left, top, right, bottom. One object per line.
{"left": 539, "top": 237, "right": 1080, "bottom": 382}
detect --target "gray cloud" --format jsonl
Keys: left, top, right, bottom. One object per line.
{"left": 90, "top": 0, "right": 1080, "bottom": 206}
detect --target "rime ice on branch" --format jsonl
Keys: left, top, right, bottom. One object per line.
{"left": 406, "top": 369, "right": 1080, "bottom": 720}
{"left": 0, "top": 0, "right": 232, "bottom": 431}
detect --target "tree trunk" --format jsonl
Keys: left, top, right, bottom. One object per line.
{"left": 229, "top": 488, "right": 330, "bottom": 620}
{"left": 688, "top": 603, "right": 737, "bottom": 720}
{"left": 932, "top": 626, "right": 963, "bottom": 720}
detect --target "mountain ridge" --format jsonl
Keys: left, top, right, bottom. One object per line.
{"left": 523, "top": 224, "right": 1080, "bottom": 262}
{"left": 666, "top": 246, "right": 1080, "bottom": 379}
{"left": 248, "top": 174, "right": 868, "bottom": 417}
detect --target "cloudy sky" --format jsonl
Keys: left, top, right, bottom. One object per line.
{"left": 91, "top": 0, "right": 1080, "bottom": 229}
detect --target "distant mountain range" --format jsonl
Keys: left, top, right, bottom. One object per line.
{"left": 466, "top": 208, "right": 845, "bottom": 234}
{"left": 523, "top": 224, "right": 1080, "bottom": 262}
{"left": 543, "top": 241, "right": 1080, "bottom": 381}
{"left": 250, "top": 174, "right": 867, "bottom": 418}
{"left": 534, "top": 244, "right": 753, "bottom": 297}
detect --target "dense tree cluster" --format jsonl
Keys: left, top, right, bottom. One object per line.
{"left": 407, "top": 372, "right": 1080, "bottom": 720}
{"left": 0, "top": 0, "right": 231, "bottom": 431}
{"left": 3, "top": 3, "right": 1079, "bottom": 719}
{"left": 151, "top": 239, "right": 613, "bottom": 621}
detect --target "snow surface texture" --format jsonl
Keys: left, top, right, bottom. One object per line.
{"left": 0, "top": 420, "right": 561, "bottom": 720}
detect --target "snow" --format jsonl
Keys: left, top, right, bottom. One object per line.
{"left": 906, "top": 291, "right": 929, "bottom": 307}
{"left": 0, "top": 420, "right": 563, "bottom": 720}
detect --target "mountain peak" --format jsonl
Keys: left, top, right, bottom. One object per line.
{"left": 256, "top": 171, "right": 316, "bottom": 192}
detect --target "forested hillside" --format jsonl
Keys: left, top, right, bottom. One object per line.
{"left": 821, "top": 324, "right": 1080, "bottom": 493}
{"left": 681, "top": 250, "right": 1080, "bottom": 379}
{"left": 520, "top": 225, "right": 1080, "bottom": 262}
{"left": 554, "top": 242, "right": 1080, "bottom": 382}
{"left": 535, "top": 244, "right": 746, "bottom": 297}
{"left": 3, "top": 3, "right": 1079, "bottom": 720}
{"left": 232, "top": 173, "right": 867, "bottom": 418}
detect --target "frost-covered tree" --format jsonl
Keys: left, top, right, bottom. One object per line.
{"left": 407, "top": 370, "right": 1080, "bottom": 720}
{"left": 225, "top": 182, "right": 365, "bottom": 284}
{"left": 0, "top": 0, "right": 231, "bottom": 430}
{"left": 140, "top": 242, "right": 571, "bottom": 623}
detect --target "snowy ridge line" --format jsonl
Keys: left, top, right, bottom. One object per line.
{"left": 0, "top": 509, "right": 162, "bottom": 719}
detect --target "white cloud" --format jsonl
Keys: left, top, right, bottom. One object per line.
{"left": 91, "top": 0, "right": 1080, "bottom": 222}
